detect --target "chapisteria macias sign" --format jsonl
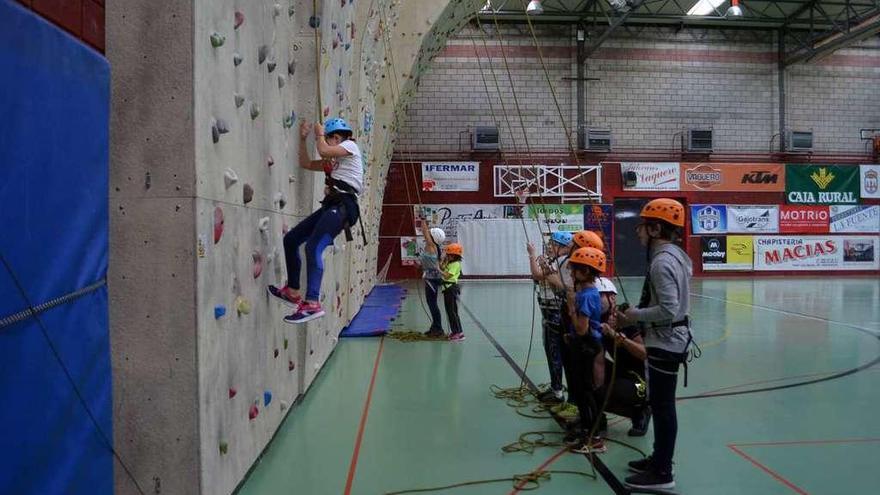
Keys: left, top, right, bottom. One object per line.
{"left": 785, "top": 164, "right": 860, "bottom": 204}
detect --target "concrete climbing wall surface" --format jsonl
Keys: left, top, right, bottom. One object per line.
{"left": 110, "top": 0, "right": 485, "bottom": 494}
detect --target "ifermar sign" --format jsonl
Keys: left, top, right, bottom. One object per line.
{"left": 786, "top": 164, "right": 860, "bottom": 204}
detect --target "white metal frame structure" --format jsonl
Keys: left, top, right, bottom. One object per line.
{"left": 493, "top": 164, "right": 602, "bottom": 202}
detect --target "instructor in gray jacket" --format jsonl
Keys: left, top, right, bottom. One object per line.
{"left": 618, "top": 198, "right": 692, "bottom": 492}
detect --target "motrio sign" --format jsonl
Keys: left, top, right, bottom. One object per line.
{"left": 785, "top": 164, "right": 860, "bottom": 204}
{"left": 779, "top": 205, "right": 829, "bottom": 234}
{"left": 680, "top": 163, "right": 785, "bottom": 191}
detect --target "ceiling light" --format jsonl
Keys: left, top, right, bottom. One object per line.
{"left": 480, "top": 1, "right": 492, "bottom": 13}
{"left": 526, "top": 0, "right": 544, "bottom": 15}
{"left": 726, "top": 0, "right": 743, "bottom": 17}
{"left": 687, "top": 0, "right": 724, "bottom": 16}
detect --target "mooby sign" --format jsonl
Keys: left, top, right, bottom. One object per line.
{"left": 681, "top": 163, "right": 784, "bottom": 191}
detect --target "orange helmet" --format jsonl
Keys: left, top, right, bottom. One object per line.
{"left": 640, "top": 198, "right": 685, "bottom": 227}
{"left": 445, "top": 243, "right": 463, "bottom": 256}
{"left": 569, "top": 247, "right": 606, "bottom": 273}
{"left": 572, "top": 230, "right": 604, "bottom": 251}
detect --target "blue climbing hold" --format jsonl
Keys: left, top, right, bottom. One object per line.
{"left": 215, "top": 305, "right": 226, "bottom": 319}
{"left": 264, "top": 391, "right": 273, "bottom": 406}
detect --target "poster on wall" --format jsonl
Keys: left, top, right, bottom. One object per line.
{"left": 779, "top": 205, "right": 830, "bottom": 234}
{"left": 620, "top": 162, "right": 680, "bottom": 191}
{"left": 829, "top": 205, "right": 880, "bottom": 233}
{"left": 421, "top": 162, "right": 479, "bottom": 191}
{"left": 701, "top": 235, "right": 753, "bottom": 271}
{"left": 399, "top": 236, "right": 425, "bottom": 266}
{"left": 681, "top": 163, "right": 785, "bottom": 191}
{"left": 726, "top": 205, "right": 779, "bottom": 233}
{"left": 754, "top": 236, "right": 879, "bottom": 271}
{"left": 413, "top": 204, "right": 505, "bottom": 241}
{"left": 527, "top": 204, "right": 585, "bottom": 232}
{"left": 691, "top": 205, "right": 728, "bottom": 234}
{"left": 785, "top": 164, "right": 860, "bottom": 204}
{"left": 583, "top": 204, "right": 614, "bottom": 249}
{"left": 861, "top": 164, "right": 879, "bottom": 199}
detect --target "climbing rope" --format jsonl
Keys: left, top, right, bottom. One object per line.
{"left": 312, "top": 0, "right": 323, "bottom": 120}
{"left": 386, "top": 330, "right": 449, "bottom": 342}
{"left": 384, "top": 468, "right": 596, "bottom": 495}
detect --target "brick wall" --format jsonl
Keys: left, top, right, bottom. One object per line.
{"left": 398, "top": 25, "right": 880, "bottom": 154}
{"left": 17, "top": 0, "right": 105, "bottom": 52}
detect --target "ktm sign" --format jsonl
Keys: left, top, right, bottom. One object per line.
{"left": 680, "top": 163, "right": 785, "bottom": 191}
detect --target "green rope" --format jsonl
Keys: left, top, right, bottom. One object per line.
{"left": 386, "top": 330, "right": 449, "bottom": 342}
{"left": 384, "top": 468, "right": 596, "bottom": 495}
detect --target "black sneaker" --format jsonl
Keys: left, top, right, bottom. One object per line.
{"left": 628, "top": 456, "right": 653, "bottom": 474}
{"left": 628, "top": 407, "right": 651, "bottom": 437}
{"left": 537, "top": 389, "right": 564, "bottom": 404}
{"left": 563, "top": 429, "right": 585, "bottom": 446}
{"left": 423, "top": 328, "right": 444, "bottom": 338}
{"left": 624, "top": 469, "right": 675, "bottom": 491}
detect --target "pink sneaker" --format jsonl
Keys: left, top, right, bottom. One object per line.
{"left": 268, "top": 285, "right": 302, "bottom": 309}
{"left": 284, "top": 301, "right": 325, "bottom": 324}
{"left": 448, "top": 332, "right": 466, "bottom": 342}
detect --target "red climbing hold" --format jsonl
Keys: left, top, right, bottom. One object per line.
{"left": 253, "top": 251, "right": 263, "bottom": 278}
{"left": 249, "top": 404, "right": 259, "bottom": 420}
{"left": 229, "top": 387, "right": 237, "bottom": 399}
{"left": 213, "top": 207, "right": 224, "bottom": 243}
{"left": 234, "top": 11, "right": 244, "bottom": 29}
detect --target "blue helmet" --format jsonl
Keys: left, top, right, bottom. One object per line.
{"left": 324, "top": 118, "right": 352, "bottom": 136}
{"left": 550, "top": 231, "right": 573, "bottom": 246}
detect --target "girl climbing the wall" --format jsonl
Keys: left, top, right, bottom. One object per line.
{"left": 267, "top": 118, "right": 363, "bottom": 324}
{"left": 441, "top": 243, "right": 464, "bottom": 342}
{"left": 417, "top": 213, "right": 447, "bottom": 338}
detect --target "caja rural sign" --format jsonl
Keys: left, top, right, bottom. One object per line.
{"left": 680, "top": 163, "right": 784, "bottom": 191}
{"left": 786, "top": 164, "right": 860, "bottom": 204}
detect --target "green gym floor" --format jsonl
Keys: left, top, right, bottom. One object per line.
{"left": 238, "top": 277, "right": 880, "bottom": 495}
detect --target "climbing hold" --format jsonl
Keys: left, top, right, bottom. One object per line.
{"left": 278, "top": 75, "right": 285, "bottom": 88}
{"left": 282, "top": 113, "right": 294, "bottom": 129}
{"left": 332, "top": 39, "right": 339, "bottom": 49}
{"left": 234, "top": 11, "right": 244, "bottom": 29}
{"left": 283, "top": 338, "right": 289, "bottom": 349}
{"left": 219, "top": 441, "right": 229, "bottom": 455}
{"left": 233, "top": 53, "right": 243, "bottom": 66}
{"left": 280, "top": 400, "right": 289, "bottom": 411}
{"left": 267, "top": 155, "right": 274, "bottom": 167}
{"left": 287, "top": 61, "right": 296, "bottom": 76}
{"left": 249, "top": 404, "right": 259, "bottom": 420}
{"left": 224, "top": 168, "right": 239, "bottom": 188}
{"left": 323, "top": 107, "right": 330, "bottom": 117}
{"left": 253, "top": 251, "right": 263, "bottom": 278}
{"left": 267, "top": 60, "right": 276, "bottom": 73}
{"left": 235, "top": 296, "right": 251, "bottom": 315}
{"left": 243, "top": 184, "right": 254, "bottom": 204}
{"left": 309, "top": 16, "right": 320, "bottom": 28}
{"left": 258, "top": 217, "right": 270, "bottom": 233}
{"left": 288, "top": 175, "right": 295, "bottom": 184}
{"left": 250, "top": 103, "right": 260, "bottom": 120}
{"left": 213, "top": 207, "right": 224, "bottom": 243}
{"left": 273, "top": 3, "right": 282, "bottom": 17}
{"left": 216, "top": 119, "right": 230, "bottom": 135}
{"left": 274, "top": 192, "right": 287, "bottom": 210}
{"left": 273, "top": 348, "right": 279, "bottom": 358}
{"left": 210, "top": 32, "right": 226, "bottom": 48}
{"left": 266, "top": 247, "right": 276, "bottom": 264}
{"left": 211, "top": 124, "right": 220, "bottom": 143}
{"left": 229, "top": 387, "right": 237, "bottom": 399}
{"left": 288, "top": 360, "right": 295, "bottom": 371}
{"left": 264, "top": 391, "right": 273, "bottom": 406}
{"left": 233, "top": 93, "right": 245, "bottom": 108}
{"left": 214, "top": 305, "right": 226, "bottom": 319}
{"left": 288, "top": 5, "right": 295, "bottom": 17}
{"left": 258, "top": 45, "right": 269, "bottom": 64}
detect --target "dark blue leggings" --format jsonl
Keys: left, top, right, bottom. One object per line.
{"left": 283, "top": 205, "right": 346, "bottom": 301}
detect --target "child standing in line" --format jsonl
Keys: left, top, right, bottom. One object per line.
{"left": 441, "top": 243, "right": 465, "bottom": 342}
{"left": 564, "top": 246, "right": 608, "bottom": 454}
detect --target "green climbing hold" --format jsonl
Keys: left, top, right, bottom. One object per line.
{"left": 219, "top": 441, "right": 228, "bottom": 455}
{"left": 283, "top": 338, "right": 289, "bottom": 349}
{"left": 210, "top": 32, "right": 226, "bottom": 48}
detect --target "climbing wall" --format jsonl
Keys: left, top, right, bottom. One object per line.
{"left": 109, "top": 1, "right": 484, "bottom": 494}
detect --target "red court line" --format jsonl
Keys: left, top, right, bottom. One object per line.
{"left": 732, "top": 438, "right": 880, "bottom": 448}
{"left": 343, "top": 336, "right": 386, "bottom": 495}
{"left": 508, "top": 447, "right": 570, "bottom": 495}
{"left": 727, "top": 444, "right": 810, "bottom": 495}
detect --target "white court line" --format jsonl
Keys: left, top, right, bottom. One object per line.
{"left": 690, "top": 292, "right": 880, "bottom": 338}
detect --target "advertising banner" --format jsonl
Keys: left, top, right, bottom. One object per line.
{"left": 727, "top": 205, "right": 779, "bottom": 233}
{"left": 785, "top": 164, "right": 860, "bottom": 204}
{"left": 754, "top": 236, "right": 879, "bottom": 271}
{"left": 701, "top": 235, "right": 754, "bottom": 271}
{"left": 399, "top": 236, "right": 424, "bottom": 266}
{"left": 861, "top": 164, "right": 880, "bottom": 199}
{"left": 422, "top": 162, "right": 479, "bottom": 191}
{"left": 691, "top": 205, "right": 728, "bottom": 234}
{"left": 583, "top": 204, "right": 614, "bottom": 249}
{"left": 779, "top": 205, "right": 830, "bottom": 234}
{"left": 680, "top": 163, "right": 785, "bottom": 191}
{"left": 527, "top": 204, "right": 585, "bottom": 232}
{"left": 621, "top": 162, "right": 680, "bottom": 190}
{"left": 414, "top": 204, "right": 505, "bottom": 241}
{"left": 829, "top": 205, "right": 880, "bottom": 233}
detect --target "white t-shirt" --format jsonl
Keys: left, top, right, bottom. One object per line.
{"left": 331, "top": 140, "right": 363, "bottom": 194}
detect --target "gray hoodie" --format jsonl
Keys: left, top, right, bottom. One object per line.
{"left": 631, "top": 242, "right": 693, "bottom": 353}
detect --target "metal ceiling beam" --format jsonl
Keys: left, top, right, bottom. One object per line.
{"left": 583, "top": 0, "right": 649, "bottom": 57}
{"left": 784, "top": 10, "right": 880, "bottom": 64}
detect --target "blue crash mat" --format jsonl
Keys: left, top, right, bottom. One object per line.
{"left": 339, "top": 284, "right": 407, "bottom": 337}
